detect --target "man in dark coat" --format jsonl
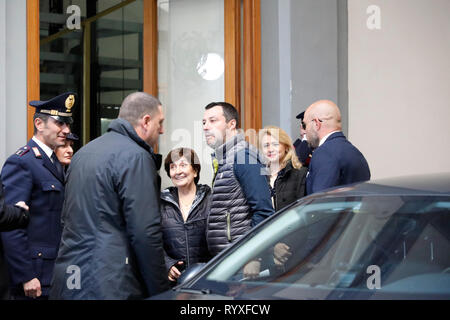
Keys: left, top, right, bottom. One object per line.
{"left": 1, "top": 92, "right": 74, "bottom": 299}
{"left": 50, "top": 92, "right": 170, "bottom": 300}
{"left": 304, "top": 100, "right": 371, "bottom": 194}
{"left": 0, "top": 179, "right": 30, "bottom": 299}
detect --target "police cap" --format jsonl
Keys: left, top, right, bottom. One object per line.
{"left": 295, "top": 111, "right": 305, "bottom": 120}
{"left": 29, "top": 92, "right": 76, "bottom": 124}
{"left": 66, "top": 132, "right": 79, "bottom": 142}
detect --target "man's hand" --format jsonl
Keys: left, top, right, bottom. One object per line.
{"left": 15, "top": 201, "right": 29, "bottom": 211}
{"left": 274, "top": 242, "right": 291, "bottom": 265}
{"left": 168, "top": 261, "right": 184, "bottom": 282}
{"left": 243, "top": 260, "right": 261, "bottom": 279}
{"left": 23, "top": 278, "right": 42, "bottom": 298}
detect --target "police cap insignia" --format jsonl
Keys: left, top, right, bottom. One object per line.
{"left": 29, "top": 92, "right": 77, "bottom": 124}
{"left": 65, "top": 94, "right": 75, "bottom": 113}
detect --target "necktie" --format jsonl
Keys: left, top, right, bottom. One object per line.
{"left": 51, "top": 153, "right": 64, "bottom": 180}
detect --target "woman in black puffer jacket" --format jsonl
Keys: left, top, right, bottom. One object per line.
{"left": 161, "top": 148, "right": 212, "bottom": 285}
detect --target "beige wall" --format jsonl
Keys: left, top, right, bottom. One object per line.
{"left": 348, "top": 0, "right": 450, "bottom": 179}
{"left": 0, "top": 0, "right": 27, "bottom": 168}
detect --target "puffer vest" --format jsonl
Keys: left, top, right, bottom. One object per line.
{"left": 206, "top": 134, "right": 258, "bottom": 256}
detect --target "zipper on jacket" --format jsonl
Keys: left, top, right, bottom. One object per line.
{"left": 226, "top": 211, "right": 232, "bottom": 242}
{"left": 184, "top": 227, "right": 190, "bottom": 267}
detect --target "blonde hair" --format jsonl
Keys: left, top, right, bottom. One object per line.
{"left": 258, "top": 125, "right": 302, "bottom": 170}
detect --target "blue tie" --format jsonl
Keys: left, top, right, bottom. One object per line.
{"left": 51, "top": 153, "right": 64, "bottom": 179}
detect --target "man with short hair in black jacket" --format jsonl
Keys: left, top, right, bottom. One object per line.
{"left": 50, "top": 92, "right": 170, "bottom": 299}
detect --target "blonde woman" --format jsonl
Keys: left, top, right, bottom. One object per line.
{"left": 243, "top": 126, "right": 308, "bottom": 276}
{"left": 259, "top": 126, "right": 307, "bottom": 211}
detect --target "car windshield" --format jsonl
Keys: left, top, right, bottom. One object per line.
{"left": 191, "top": 195, "right": 450, "bottom": 299}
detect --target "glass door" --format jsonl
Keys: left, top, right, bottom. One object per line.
{"left": 39, "top": 0, "right": 144, "bottom": 148}
{"left": 157, "top": 0, "right": 225, "bottom": 188}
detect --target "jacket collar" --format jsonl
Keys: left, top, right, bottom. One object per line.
{"left": 107, "top": 118, "right": 162, "bottom": 170}
{"left": 161, "top": 184, "right": 210, "bottom": 212}
{"left": 28, "top": 139, "right": 64, "bottom": 183}
{"left": 276, "top": 160, "right": 294, "bottom": 179}
{"left": 212, "top": 132, "right": 245, "bottom": 163}
{"left": 31, "top": 136, "right": 54, "bottom": 160}
{"left": 320, "top": 131, "right": 345, "bottom": 146}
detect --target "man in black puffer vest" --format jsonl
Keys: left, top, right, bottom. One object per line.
{"left": 202, "top": 102, "right": 274, "bottom": 256}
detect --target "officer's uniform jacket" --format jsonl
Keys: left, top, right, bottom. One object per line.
{"left": 0, "top": 138, "right": 65, "bottom": 296}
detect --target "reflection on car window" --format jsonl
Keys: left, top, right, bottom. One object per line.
{"left": 203, "top": 196, "right": 450, "bottom": 297}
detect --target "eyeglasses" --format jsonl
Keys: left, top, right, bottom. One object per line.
{"left": 302, "top": 118, "right": 324, "bottom": 130}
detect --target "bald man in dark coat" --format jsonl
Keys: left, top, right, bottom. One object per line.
{"left": 303, "top": 100, "right": 371, "bottom": 194}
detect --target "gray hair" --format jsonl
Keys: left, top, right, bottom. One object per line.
{"left": 118, "top": 92, "right": 162, "bottom": 126}
{"left": 33, "top": 113, "right": 51, "bottom": 135}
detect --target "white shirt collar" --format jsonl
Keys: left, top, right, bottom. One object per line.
{"left": 32, "top": 136, "right": 55, "bottom": 162}
{"left": 319, "top": 131, "right": 340, "bottom": 147}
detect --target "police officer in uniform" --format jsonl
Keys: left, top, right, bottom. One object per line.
{"left": 0, "top": 92, "right": 76, "bottom": 299}
{"left": 293, "top": 111, "right": 313, "bottom": 167}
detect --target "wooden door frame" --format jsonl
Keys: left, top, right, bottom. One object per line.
{"left": 225, "top": 0, "right": 261, "bottom": 134}
{"left": 224, "top": 0, "right": 241, "bottom": 116}
{"left": 27, "top": 0, "right": 39, "bottom": 140}
{"left": 243, "top": 0, "right": 261, "bottom": 133}
{"left": 143, "top": 0, "right": 158, "bottom": 97}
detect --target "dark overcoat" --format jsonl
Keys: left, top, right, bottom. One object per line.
{"left": 49, "top": 119, "right": 169, "bottom": 300}
{"left": 306, "top": 132, "right": 371, "bottom": 194}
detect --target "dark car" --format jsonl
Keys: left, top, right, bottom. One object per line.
{"left": 153, "top": 173, "right": 450, "bottom": 300}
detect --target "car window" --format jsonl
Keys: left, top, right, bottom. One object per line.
{"left": 200, "top": 195, "right": 450, "bottom": 298}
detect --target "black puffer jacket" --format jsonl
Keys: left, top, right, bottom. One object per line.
{"left": 272, "top": 161, "right": 308, "bottom": 211}
{"left": 160, "top": 184, "right": 212, "bottom": 272}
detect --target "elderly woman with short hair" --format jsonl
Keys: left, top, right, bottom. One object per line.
{"left": 55, "top": 132, "right": 78, "bottom": 170}
{"left": 161, "top": 147, "right": 211, "bottom": 284}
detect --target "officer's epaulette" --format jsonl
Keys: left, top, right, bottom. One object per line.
{"left": 15, "top": 146, "right": 30, "bottom": 157}
{"left": 32, "top": 147, "right": 42, "bottom": 158}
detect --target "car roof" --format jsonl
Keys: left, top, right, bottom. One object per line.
{"left": 312, "top": 172, "right": 450, "bottom": 198}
